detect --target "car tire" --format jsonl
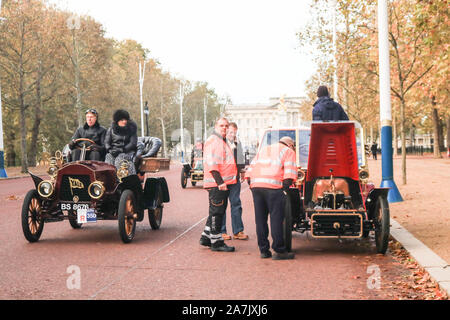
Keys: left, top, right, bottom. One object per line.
{"left": 148, "top": 187, "right": 163, "bottom": 230}
{"left": 181, "top": 168, "right": 188, "bottom": 189}
{"left": 283, "top": 193, "right": 293, "bottom": 252}
{"left": 118, "top": 189, "right": 137, "bottom": 243}
{"left": 69, "top": 213, "right": 83, "bottom": 229}
{"left": 374, "top": 195, "right": 390, "bottom": 254}
{"left": 21, "top": 190, "right": 44, "bottom": 243}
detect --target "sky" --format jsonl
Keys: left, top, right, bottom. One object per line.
{"left": 48, "top": 0, "right": 317, "bottom": 104}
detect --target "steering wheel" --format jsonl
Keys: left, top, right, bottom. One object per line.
{"left": 73, "top": 138, "right": 96, "bottom": 151}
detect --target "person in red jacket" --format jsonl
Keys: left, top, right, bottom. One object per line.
{"left": 245, "top": 136, "right": 297, "bottom": 260}
{"left": 199, "top": 118, "right": 237, "bottom": 252}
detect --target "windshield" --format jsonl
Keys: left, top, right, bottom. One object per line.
{"left": 259, "top": 129, "right": 296, "bottom": 148}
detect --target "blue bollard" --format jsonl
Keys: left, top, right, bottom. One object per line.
{"left": 380, "top": 125, "right": 402, "bottom": 203}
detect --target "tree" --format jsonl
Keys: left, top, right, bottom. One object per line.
{"left": 0, "top": 0, "right": 46, "bottom": 172}
{"left": 412, "top": 0, "right": 449, "bottom": 158}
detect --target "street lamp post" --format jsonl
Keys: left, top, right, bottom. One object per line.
{"left": 139, "top": 60, "right": 147, "bottom": 138}
{"left": 203, "top": 96, "right": 207, "bottom": 142}
{"left": 179, "top": 83, "right": 185, "bottom": 162}
{"left": 332, "top": 0, "right": 339, "bottom": 103}
{"left": 0, "top": 82, "right": 7, "bottom": 178}
{"left": 144, "top": 101, "right": 149, "bottom": 136}
{"left": 378, "top": 0, "right": 402, "bottom": 202}
{"left": 0, "top": 0, "right": 7, "bottom": 178}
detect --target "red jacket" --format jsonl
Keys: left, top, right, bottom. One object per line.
{"left": 203, "top": 133, "right": 237, "bottom": 188}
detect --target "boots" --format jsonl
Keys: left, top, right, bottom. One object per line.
{"left": 211, "top": 241, "right": 235, "bottom": 252}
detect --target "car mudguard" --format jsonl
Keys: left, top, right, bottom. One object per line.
{"left": 115, "top": 175, "right": 145, "bottom": 221}
{"left": 365, "top": 188, "right": 389, "bottom": 220}
{"left": 182, "top": 163, "right": 192, "bottom": 173}
{"left": 115, "top": 175, "right": 143, "bottom": 195}
{"left": 28, "top": 172, "right": 44, "bottom": 189}
{"left": 143, "top": 177, "right": 170, "bottom": 210}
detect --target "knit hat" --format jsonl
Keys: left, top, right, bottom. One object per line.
{"left": 317, "top": 86, "right": 329, "bottom": 98}
{"left": 113, "top": 109, "right": 130, "bottom": 123}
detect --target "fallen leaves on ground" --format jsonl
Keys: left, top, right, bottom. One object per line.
{"left": 387, "top": 239, "right": 448, "bottom": 300}
{"left": 6, "top": 195, "right": 19, "bottom": 200}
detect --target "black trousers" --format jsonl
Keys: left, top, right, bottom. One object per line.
{"left": 71, "top": 149, "right": 102, "bottom": 161}
{"left": 200, "top": 187, "right": 230, "bottom": 247}
{"left": 251, "top": 188, "right": 287, "bottom": 254}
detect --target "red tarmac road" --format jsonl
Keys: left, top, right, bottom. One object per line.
{"left": 0, "top": 164, "right": 416, "bottom": 300}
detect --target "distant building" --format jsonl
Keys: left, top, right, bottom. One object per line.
{"left": 224, "top": 96, "right": 305, "bottom": 150}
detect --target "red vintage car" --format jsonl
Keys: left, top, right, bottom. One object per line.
{"left": 259, "top": 121, "right": 390, "bottom": 254}
{"left": 22, "top": 138, "right": 170, "bottom": 243}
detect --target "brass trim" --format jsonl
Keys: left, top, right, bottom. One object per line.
{"left": 310, "top": 213, "right": 363, "bottom": 239}
{"left": 117, "top": 160, "right": 130, "bottom": 182}
{"left": 37, "top": 180, "right": 54, "bottom": 198}
{"left": 297, "top": 169, "right": 305, "bottom": 183}
{"left": 359, "top": 168, "right": 370, "bottom": 182}
{"left": 88, "top": 181, "right": 105, "bottom": 199}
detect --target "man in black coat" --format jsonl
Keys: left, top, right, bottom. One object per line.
{"left": 69, "top": 109, "right": 106, "bottom": 161}
{"left": 104, "top": 109, "right": 138, "bottom": 175}
{"left": 312, "top": 86, "right": 349, "bottom": 121}
{"left": 371, "top": 143, "right": 378, "bottom": 160}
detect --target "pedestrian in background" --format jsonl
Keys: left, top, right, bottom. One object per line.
{"left": 245, "top": 136, "right": 297, "bottom": 260}
{"left": 371, "top": 142, "right": 378, "bottom": 160}
{"left": 199, "top": 117, "right": 237, "bottom": 252}
{"left": 312, "top": 85, "right": 349, "bottom": 121}
{"left": 221, "top": 122, "right": 248, "bottom": 241}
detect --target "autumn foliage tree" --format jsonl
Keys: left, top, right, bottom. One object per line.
{"left": 0, "top": 0, "right": 223, "bottom": 172}
{"left": 297, "top": 0, "right": 449, "bottom": 184}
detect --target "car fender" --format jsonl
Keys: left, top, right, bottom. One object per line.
{"left": 182, "top": 163, "right": 192, "bottom": 173}
{"left": 115, "top": 175, "right": 143, "bottom": 195}
{"left": 143, "top": 177, "right": 170, "bottom": 210}
{"left": 29, "top": 172, "right": 44, "bottom": 190}
{"left": 114, "top": 175, "right": 145, "bottom": 220}
{"left": 365, "top": 188, "right": 389, "bottom": 220}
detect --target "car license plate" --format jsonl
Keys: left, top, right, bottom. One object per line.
{"left": 60, "top": 203, "right": 89, "bottom": 211}
{"left": 77, "top": 208, "right": 97, "bottom": 224}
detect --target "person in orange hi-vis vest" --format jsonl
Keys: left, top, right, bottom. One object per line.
{"left": 245, "top": 136, "right": 297, "bottom": 260}
{"left": 199, "top": 117, "right": 237, "bottom": 252}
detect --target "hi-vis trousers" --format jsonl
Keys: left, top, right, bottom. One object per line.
{"left": 200, "top": 187, "right": 230, "bottom": 248}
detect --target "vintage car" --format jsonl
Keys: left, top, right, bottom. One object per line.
{"left": 181, "top": 147, "right": 204, "bottom": 188}
{"left": 259, "top": 121, "right": 390, "bottom": 254}
{"left": 21, "top": 138, "right": 170, "bottom": 243}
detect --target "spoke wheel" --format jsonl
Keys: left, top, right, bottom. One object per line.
{"left": 374, "top": 195, "right": 390, "bottom": 254}
{"left": 118, "top": 190, "right": 137, "bottom": 243}
{"left": 21, "top": 190, "right": 44, "bottom": 242}
{"left": 149, "top": 188, "right": 163, "bottom": 230}
{"left": 181, "top": 168, "right": 188, "bottom": 188}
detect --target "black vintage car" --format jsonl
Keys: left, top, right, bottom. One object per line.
{"left": 22, "top": 138, "right": 170, "bottom": 243}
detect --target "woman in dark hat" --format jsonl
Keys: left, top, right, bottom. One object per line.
{"left": 69, "top": 108, "right": 106, "bottom": 161}
{"left": 104, "top": 109, "right": 138, "bottom": 174}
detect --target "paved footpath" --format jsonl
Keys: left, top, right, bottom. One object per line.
{"left": 0, "top": 164, "right": 447, "bottom": 301}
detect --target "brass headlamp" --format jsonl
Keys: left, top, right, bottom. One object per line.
{"left": 117, "top": 160, "right": 130, "bottom": 182}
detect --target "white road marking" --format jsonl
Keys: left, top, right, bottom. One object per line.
{"left": 89, "top": 216, "right": 207, "bottom": 300}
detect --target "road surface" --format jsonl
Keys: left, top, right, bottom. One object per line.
{"left": 0, "top": 164, "right": 427, "bottom": 300}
